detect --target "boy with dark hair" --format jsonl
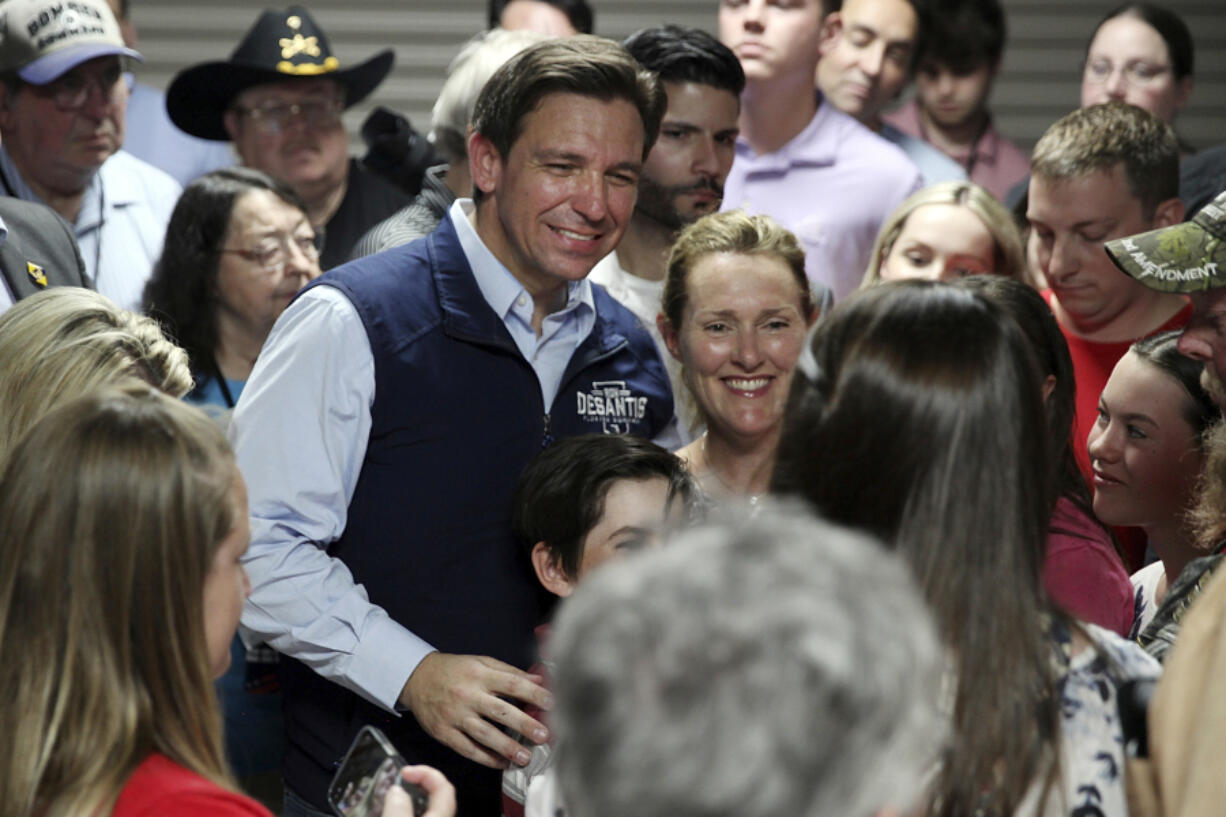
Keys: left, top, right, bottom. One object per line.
{"left": 882, "top": 0, "right": 1029, "bottom": 200}
{"left": 502, "top": 434, "right": 695, "bottom": 816}
{"left": 514, "top": 434, "right": 695, "bottom": 597}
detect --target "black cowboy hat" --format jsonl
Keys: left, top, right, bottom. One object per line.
{"left": 166, "top": 6, "right": 393, "bottom": 141}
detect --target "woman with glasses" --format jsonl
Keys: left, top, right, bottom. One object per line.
{"left": 1080, "top": 3, "right": 1194, "bottom": 132}
{"left": 143, "top": 167, "right": 320, "bottom": 809}
{"left": 144, "top": 167, "right": 321, "bottom": 415}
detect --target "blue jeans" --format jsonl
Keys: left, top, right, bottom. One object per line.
{"left": 283, "top": 785, "right": 335, "bottom": 817}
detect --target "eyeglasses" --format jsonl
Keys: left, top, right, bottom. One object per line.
{"left": 233, "top": 98, "right": 343, "bottom": 135}
{"left": 1083, "top": 58, "right": 1172, "bottom": 87}
{"left": 219, "top": 234, "right": 320, "bottom": 273}
{"left": 28, "top": 61, "right": 128, "bottom": 112}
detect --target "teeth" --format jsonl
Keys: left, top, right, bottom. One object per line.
{"left": 726, "top": 378, "right": 769, "bottom": 390}
{"left": 555, "top": 228, "right": 596, "bottom": 241}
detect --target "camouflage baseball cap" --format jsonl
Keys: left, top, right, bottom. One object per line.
{"left": 1105, "top": 190, "right": 1226, "bottom": 293}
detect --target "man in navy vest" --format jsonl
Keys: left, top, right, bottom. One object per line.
{"left": 229, "top": 37, "right": 672, "bottom": 817}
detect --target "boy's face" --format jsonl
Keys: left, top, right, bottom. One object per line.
{"left": 915, "top": 60, "right": 995, "bottom": 129}
{"left": 536, "top": 476, "right": 680, "bottom": 597}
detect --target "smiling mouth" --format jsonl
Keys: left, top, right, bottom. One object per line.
{"left": 552, "top": 226, "right": 599, "bottom": 242}
{"left": 724, "top": 377, "right": 771, "bottom": 393}
{"left": 1092, "top": 469, "right": 1123, "bottom": 486}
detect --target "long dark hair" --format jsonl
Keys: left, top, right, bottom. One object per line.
{"left": 142, "top": 167, "right": 307, "bottom": 378}
{"left": 772, "top": 281, "right": 1059, "bottom": 816}
{"left": 955, "top": 276, "right": 1109, "bottom": 540}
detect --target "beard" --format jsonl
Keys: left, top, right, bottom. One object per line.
{"left": 635, "top": 175, "right": 723, "bottom": 232}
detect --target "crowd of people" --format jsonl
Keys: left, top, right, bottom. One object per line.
{"left": 0, "top": 0, "right": 1225, "bottom": 815}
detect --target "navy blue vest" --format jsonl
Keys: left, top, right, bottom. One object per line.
{"left": 281, "top": 217, "right": 673, "bottom": 814}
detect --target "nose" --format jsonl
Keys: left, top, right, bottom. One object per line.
{"left": 1086, "top": 416, "right": 1118, "bottom": 465}
{"left": 1044, "top": 234, "right": 1080, "bottom": 281}
{"left": 741, "top": 0, "right": 765, "bottom": 30}
{"left": 935, "top": 71, "right": 955, "bottom": 97}
{"left": 859, "top": 43, "right": 886, "bottom": 79}
{"left": 571, "top": 173, "right": 610, "bottom": 224}
{"left": 733, "top": 328, "right": 763, "bottom": 369}
{"left": 284, "top": 239, "right": 321, "bottom": 283}
{"left": 1103, "top": 67, "right": 1129, "bottom": 99}
{"left": 692, "top": 136, "right": 721, "bottom": 178}
{"left": 80, "top": 76, "right": 121, "bottom": 119}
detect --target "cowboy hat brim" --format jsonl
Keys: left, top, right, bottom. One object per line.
{"left": 166, "top": 48, "right": 393, "bottom": 141}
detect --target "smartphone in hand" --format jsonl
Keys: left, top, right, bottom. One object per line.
{"left": 328, "top": 725, "right": 430, "bottom": 817}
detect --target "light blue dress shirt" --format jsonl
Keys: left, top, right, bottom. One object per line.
{"left": 230, "top": 200, "right": 601, "bottom": 712}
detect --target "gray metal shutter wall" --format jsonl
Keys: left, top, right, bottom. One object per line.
{"left": 132, "top": 0, "right": 1224, "bottom": 156}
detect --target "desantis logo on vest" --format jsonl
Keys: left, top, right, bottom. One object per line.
{"left": 577, "top": 380, "right": 648, "bottom": 434}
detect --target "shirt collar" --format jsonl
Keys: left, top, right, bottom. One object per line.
{"left": 734, "top": 94, "right": 842, "bottom": 169}
{"left": 0, "top": 146, "right": 136, "bottom": 230}
{"left": 449, "top": 198, "right": 594, "bottom": 324}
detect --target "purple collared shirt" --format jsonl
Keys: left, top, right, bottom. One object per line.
{"left": 722, "top": 99, "right": 922, "bottom": 301}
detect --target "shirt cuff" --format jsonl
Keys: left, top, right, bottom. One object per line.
{"left": 344, "top": 612, "right": 437, "bottom": 713}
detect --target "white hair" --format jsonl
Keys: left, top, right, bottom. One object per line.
{"left": 429, "top": 28, "right": 548, "bottom": 163}
{"left": 549, "top": 499, "right": 947, "bottom": 817}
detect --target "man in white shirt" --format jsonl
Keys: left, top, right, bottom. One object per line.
{"left": 0, "top": 0, "right": 180, "bottom": 311}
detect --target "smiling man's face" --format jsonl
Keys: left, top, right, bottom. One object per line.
{"left": 468, "top": 92, "right": 645, "bottom": 301}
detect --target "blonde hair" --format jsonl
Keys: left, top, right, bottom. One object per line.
{"left": 0, "top": 385, "right": 238, "bottom": 817}
{"left": 0, "top": 288, "right": 192, "bottom": 462}
{"left": 860, "top": 181, "right": 1027, "bottom": 288}
{"left": 662, "top": 210, "right": 813, "bottom": 330}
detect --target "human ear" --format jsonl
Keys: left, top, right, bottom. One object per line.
{"left": 658, "top": 313, "right": 684, "bottom": 363}
{"left": 530, "top": 541, "right": 575, "bottom": 598}
{"left": 467, "top": 130, "right": 503, "bottom": 198}
{"left": 1152, "top": 197, "right": 1185, "bottom": 229}
{"left": 818, "top": 12, "right": 843, "bottom": 57}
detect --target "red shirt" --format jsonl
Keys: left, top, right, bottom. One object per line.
{"left": 112, "top": 753, "right": 272, "bottom": 817}
{"left": 1044, "top": 496, "right": 1134, "bottom": 636}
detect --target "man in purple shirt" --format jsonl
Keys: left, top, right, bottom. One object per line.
{"left": 718, "top": 0, "right": 921, "bottom": 301}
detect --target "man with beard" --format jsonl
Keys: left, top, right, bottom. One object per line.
{"left": 589, "top": 25, "right": 743, "bottom": 444}
{"left": 166, "top": 7, "right": 410, "bottom": 269}
{"left": 0, "top": 0, "right": 180, "bottom": 312}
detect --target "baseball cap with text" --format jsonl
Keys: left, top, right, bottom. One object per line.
{"left": 1105, "top": 190, "right": 1226, "bottom": 294}
{"left": 0, "top": 0, "right": 140, "bottom": 85}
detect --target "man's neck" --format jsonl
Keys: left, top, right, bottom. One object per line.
{"left": 469, "top": 200, "right": 567, "bottom": 336}
{"left": 615, "top": 211, "right": 676, "bottom": 283}
{"left": 860, "top": 112, "right": 883, "bottom": 133}
{"left": 920, "top": 106, "right": 988, "bottom": 156}
{"left": 739, "top": 75, "right": 819, "bottom": 155}
{"left": 1051, "top": 289, "right": 1187, "bottom": 344}
{"left": 297, "top": 167, "right": 350, "bottom": 229}
{"left": 3, "top": 148, "right": 92, "bottom": 223}
{"left": 34, "top": 185, "right": 87, "bottom": 225}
